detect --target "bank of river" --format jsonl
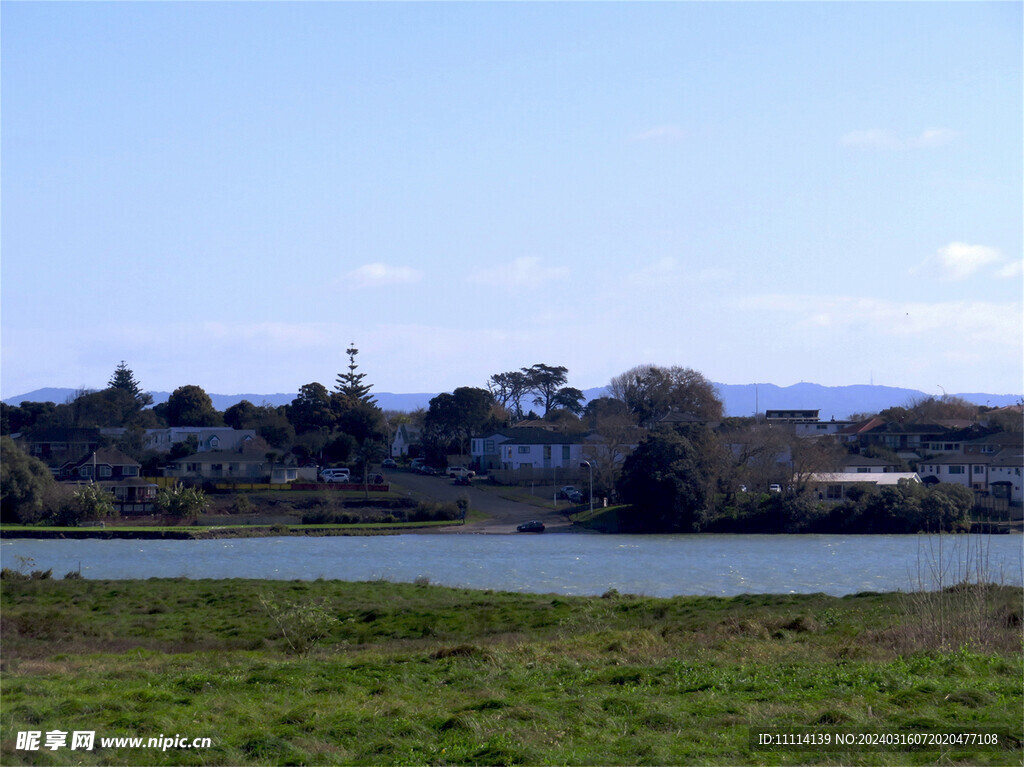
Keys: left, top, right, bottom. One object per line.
{"left": 3, "top": 533, "right": 1021, "bottom": 597}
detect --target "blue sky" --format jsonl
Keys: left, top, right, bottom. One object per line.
{"left": 3, "top": 2, "right": 1021, "bottom": 399}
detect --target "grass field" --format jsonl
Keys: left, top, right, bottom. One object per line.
{"left": 1, "top": 577, "right": 1021, "bottom": 765}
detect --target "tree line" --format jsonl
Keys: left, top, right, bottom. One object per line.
{"left": 3, "top": 353, "right": 1013, "bottom": 533}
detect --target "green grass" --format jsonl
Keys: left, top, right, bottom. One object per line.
{"left": 572, "top": 504, "right": 631, "bottom": 532}
{"left": 2, "top": 578, "right": 1021, "bottom": 765}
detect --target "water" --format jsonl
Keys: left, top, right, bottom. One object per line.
{"left": 2, "top": 534, "right": 1020, "bottom": 598}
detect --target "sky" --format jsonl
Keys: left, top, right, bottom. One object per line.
{"left": 2, "top": 2, "right": 1021, "bottom": 400}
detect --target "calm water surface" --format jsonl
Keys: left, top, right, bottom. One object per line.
{"left": 2, "top": 534, "right": 1021, "bottom": 597}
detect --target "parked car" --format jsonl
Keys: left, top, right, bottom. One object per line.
{"left": 558, "top": 485, "right": 579, "bottom": 500}
{"left": 769, "top": 484, "right": 782, "bottom": 493}
{"left": 320, "top": 468, "right": 351, "bottom": 483}
{"left": 453, "top": 476, "right": 472, "bottom": 486}
{"left": 565, "top": 490, "right": 584, "bottom": 503}
{"left": 516, "top": 520, "right": 545, "bottom": 533}
{"left": 410, "top": 458, "right": 425, "bottom": 470}
{"left": 381, "top": 459, "right": 397, "bottom": 469}
{"left": 448, "top": 466, "right": 475, "bottom": 479}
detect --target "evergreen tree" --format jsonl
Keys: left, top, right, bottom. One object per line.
{"left": 107, "top": 361, "right": 152, "bottom": 408}
{"left": 335, "top": 343, "right": 375, "bottom": 405}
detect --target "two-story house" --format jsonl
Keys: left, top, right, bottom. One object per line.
{"left": 61, "top": 448, "right": 157, "bottom": 514}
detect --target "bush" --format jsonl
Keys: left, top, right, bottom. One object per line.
{"left": 301, "top": 509, "right": 361, "bottom": 525}
{"left": 409, "top": 501, "right": 461, "bottom": 522}
{"left": 156, "top": 483, "right": 208, "bottom": 519}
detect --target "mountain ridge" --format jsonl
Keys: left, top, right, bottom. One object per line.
{"left": 5, "top": 384, "right": 1020, "bottom": 422}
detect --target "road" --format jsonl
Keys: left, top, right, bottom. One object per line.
{"left": 386, "top": 470, "right": 578, "bottom": 534}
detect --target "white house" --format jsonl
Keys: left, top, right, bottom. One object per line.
{"left": 987, "top": 450, "right": 1024, "bottom": 504}
{"left": 391, "top": 424, "right": 422, "bottom": 458}
{"left": 918, "top": 448, "right": 1023, "bottom": 503}
{"left": 803, "top": 472, "right": 921, "bottom": 502}
{"left": 497, "top": 432, "right": 586, "bottom": 470}
{"left": 917, "top": 454, "right": 993, "bottom": 492}
{"left": 145, "top": 427, "right": 256, "bottom": 454}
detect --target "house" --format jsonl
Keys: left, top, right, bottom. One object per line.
{"left": 917, "top": 453, "right": 993, "bottom": 492}
{"left": 497, "top": 430, "right": 587, "bottom": 471}
{"left": 795, "top": 419, "right": 855, "bottom": 438}
{"left": 61, "top": 448, "right": 157, "bottom": 514}
{"left": 766, "top": 409, "right": 820, "bottom": 424}
{"left": 962, "top": 432, "right": 1023, "bottom": 457}
{"left": 16, "top": 427, "right": 102, "bottom": 463}
{"left": 470, "top": 427, "right": 581, "bottom": 472}
{"left": 853, "top": 422, "right": 954, "bottom": 453}
{"left": 839, "top": 454, "right": 901, "bottom": 474}
{"left": 144, "top": 427, "right": 257, "bottom": 454}
{"left": 164, "top": 450, "right": 271, "bottom": 482}
{"left": 917, "top": 447, "right": 1024, "bottom": 502}
{"left": 391, "top": 424, "right": 422, "bottom": 458}
{"left": 61, "top": 447, "right": 142, "bottom": 481}
{"left": 803, "top": 472, "right": 921, "bottom": 503}
{"left": 987, "top": 449, "right": 1024, "bottom": 504}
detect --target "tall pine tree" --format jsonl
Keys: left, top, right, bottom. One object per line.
{"left": 335, "top": 343, "right": 375, "bottom": 405}
{"left": 107, "top": 361, "right": 152, "bottom": 408}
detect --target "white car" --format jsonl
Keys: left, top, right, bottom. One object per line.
{"left": 320, "top": 468, "right": 351, "bottom": 483}
{"left": 448, "top": 466, "right": 475, "bottom": 479}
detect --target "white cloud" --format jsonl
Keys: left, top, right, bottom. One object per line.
{"left": 840, "top": 127, "right": 959, "bottom": 150}
{"left": 909, "top": 242, "right": 1007, "bottom": 282}
{"left": 467, "top": 257, "right": 569, "bottom": 288}
{"left": 739, "top": 294, "right": 1021, "bottom": 349}
{"left": 630, "top": 125, "right": 686, "bottom": 142}
{"left": 934, "top": 242, "right": 1003, "bottom": 281}
{"left": 996, "top": 260, "right": 1024, "bottom": 279}
{"left": 628, "top": 258, "right": 732, "bottom": 286}
{"left": 347, "top": 263, "right": 422, "bottom": 287}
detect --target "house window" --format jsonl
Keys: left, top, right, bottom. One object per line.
{"left": 209, "top": 436, "right": 220, "bottom": 448}
{"left": 123, "top": 466, "right": 139, "bottom": 477}
{"left": 186, "top": 463, "right": 200, "bottom": 472}
{"left": 80, "top": 466, "right": 93, "bottom": 478}
{"left": 544, "top": 446, "right": 551, "bottom": 460}
{"left": 99, "top": 466, "right": 112, "bottom": 478}
{"left": 562, "top": 446, "right": 570, "bottom": 460}
{"left": 826, "top": 485, "right": 843, "bottom": 500}
{"left": 973, "top": 465, "right": 984, "bottom": 474}
{"left": 857, "top": 467, "right": 871, "bottom": 473}
{"left": 517, "top": 446, "right": 530, "bottom": 454}
{"left": 485, "top": 440, "right": 495, "bottom": 453}
{"left": 948, "top": 466, "right": 964, "bottom": 474}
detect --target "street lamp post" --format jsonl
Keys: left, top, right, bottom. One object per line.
{"left": 580, "top": 461, "right": 593, "bottom": 515}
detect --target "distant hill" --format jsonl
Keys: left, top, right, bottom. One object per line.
{"left": 6, "top": 384, "right": 1020, "bottom": 421}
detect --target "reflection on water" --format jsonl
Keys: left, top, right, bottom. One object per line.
{"left": 2, "top": 534, "right": 1021, "bottom": 597}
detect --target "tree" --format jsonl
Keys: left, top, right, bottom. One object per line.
{"left": 610, "top": 365, "right": 723, "bottom": 424}
{"left": 423, "top": 387, "right": 496, "bottom": 459}
{"left": 1, "top": 401, "right": 57, "bottom": 435}
{"left": 487, "top": 370, "right": 531, "bottom": 421}
{"left": 524, "top": 364, "right": 569, "bottom": 416}
{"left": 551, "top": 386, "right": 586, "bottom": 416}
{"left": 335, "top": 343, "right": 375, "bottom": 405}
{"left": 225, "top": 400, "right": 295, "bottom": 448}
{"left": 288, "top": 383, "right": 336, "bottom": 434}
{"left": 164, "top": 385, "right": 222, "bottom": 427}
{"left": 108, "top": 361, "right": 152, "bottom": 409}
{"left": 616, "top": 429, "right": 711, "bottom": 532}
{"left": 1, "top": 436, "right": 55, "bottom": 523}
{"left": 581, "top": 400, "right": 643, "bottom": 500}
{"left": 334, "top": 398, "right": 388, "bottom": 491}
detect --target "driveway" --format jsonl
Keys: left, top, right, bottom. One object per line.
{"left": 386, "top": 470, "right": 578, "bottom": 534}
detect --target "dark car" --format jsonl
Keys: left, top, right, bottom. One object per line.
{"left": 516, "top": 520, "right": 545, "bottom": 533}
{"left": 453, "top": 476, "right": 472, "bottom": 486}
{"left": 381, "top": 458, "right": 397, "bottom": 469}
